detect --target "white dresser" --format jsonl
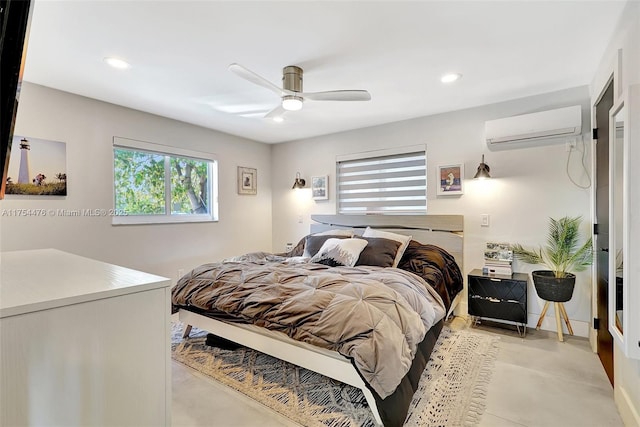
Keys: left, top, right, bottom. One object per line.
{"left": 0, "top": 249, "right": 171, "bottom": 426}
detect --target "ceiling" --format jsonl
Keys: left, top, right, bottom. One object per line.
{"left": 23, "top": 1, "right": 627, "bottom": 144}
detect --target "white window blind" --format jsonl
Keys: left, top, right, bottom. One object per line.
{"left": 337, "top": 151, "right": 427, "bottom": 214}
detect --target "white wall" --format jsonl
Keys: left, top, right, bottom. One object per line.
{"left": 591, "top": 1, "right": 640, "bottom": 424}
{"left": 0, "top": 83, "right": 273, "bottom": 283}
{"left": 272, "top": 86, "right": 593, "bottom": 336}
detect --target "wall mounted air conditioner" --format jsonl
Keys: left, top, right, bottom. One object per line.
{"left": 485, "top": 105, "right": 582, "bottom": 147}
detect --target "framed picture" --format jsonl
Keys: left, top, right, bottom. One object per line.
{"left": 436, "top": 163, "right": 464, "bottom": 196}
{"left": 311, "top": 175, "right": 328, "bottom": 200}
{"left": 5, "top": 135, "right": 67, "bottom": 196}
{"left": 237, "top": 166, "right": 257, "bottom": 195}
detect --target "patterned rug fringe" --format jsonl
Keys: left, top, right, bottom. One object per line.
{"left": 172, "top": 322, "right": 500, "bottom": 427}
{"left": 464, "top": 335, "right": 500, "bottom": 427}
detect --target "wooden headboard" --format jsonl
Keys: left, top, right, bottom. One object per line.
{"left": 310, "top": 214, "right": 464, "bottom": 272}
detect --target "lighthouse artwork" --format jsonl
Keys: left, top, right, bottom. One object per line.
{"left": 6, "top": 135, "right": 67, "bottom": 196}
{"left": 17, "top": 138, "right": 31, "bottom": 184}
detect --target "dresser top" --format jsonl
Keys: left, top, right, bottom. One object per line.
{"left": 469, "top": 268, "right": 529, "bottom": 281}
{"left": 1, "top": 249, "right": 170, "bottom": 318}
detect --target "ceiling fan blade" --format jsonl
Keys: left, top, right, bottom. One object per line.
{"left": 229, "top": 63, "right": 283, "bottom": 97}
{"left": 302, "top": 90, "right": 371, "bottom": 102}
{"left": 264, "top": 105, "right": 286, "bottom": 120}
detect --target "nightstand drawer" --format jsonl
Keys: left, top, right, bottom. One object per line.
{"left": 469, "top": 277, "right": 526, "bottom": 300}
{"left": 469, "top": 296, "right": 525, "bottom": 323}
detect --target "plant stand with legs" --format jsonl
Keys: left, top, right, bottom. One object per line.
{"left": 536, "top": 300, "right": 574, "bottom": 342}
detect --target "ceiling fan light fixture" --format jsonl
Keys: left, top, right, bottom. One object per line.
{"left": 229, "top": 64, "right": 371, "bottom": 118}
{"left": 282, "top": 95, "right": 303, "bottom": 111}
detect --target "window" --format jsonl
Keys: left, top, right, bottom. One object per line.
{"left": 337, "top": 147, "right": 426, "bottom": 214}
{"left": 112, "top": 137, "right": 218, "bottom": 225}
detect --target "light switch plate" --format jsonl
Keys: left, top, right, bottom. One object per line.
{"left": 481, "top": 214, "right": 490, "bottom": 227}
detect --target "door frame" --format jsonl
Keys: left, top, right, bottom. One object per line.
{"left": 590, "top": 49, "right": 623, "bottom": 353}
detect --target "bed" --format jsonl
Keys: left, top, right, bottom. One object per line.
{"left": 172, "top": 214, "right": 463, "bottom": 426}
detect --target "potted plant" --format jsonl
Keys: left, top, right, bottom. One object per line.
{"left": 512, "top": 216, "right": 593, "bottom": 302}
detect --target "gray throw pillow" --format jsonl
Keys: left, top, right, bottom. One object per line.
{"left": 355, "top": 237, "right": 403, "bottom": 268}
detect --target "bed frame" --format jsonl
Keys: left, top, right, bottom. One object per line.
{"left": 179, "top": 214, "right": 463, "bottom": 426}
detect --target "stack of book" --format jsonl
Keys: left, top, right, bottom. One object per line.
{"left": 484, "top": 242, "right": 513, "bottom": 276}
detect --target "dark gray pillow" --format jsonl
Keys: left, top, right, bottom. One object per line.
{"left": 303, "top": 235, "right": 350, "bottom": 258}
{"left": 355, "top": 237, "right": 402, "bottom": 268}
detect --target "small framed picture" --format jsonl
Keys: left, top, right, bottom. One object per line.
{"left": 311, "top": 175, "right": 328, "bottom": 200}
{"left": 237, "top": 166, "right": 257, "bottom": 195}
{"left": 437, "top": 163, "right": 464, "bottom": 196}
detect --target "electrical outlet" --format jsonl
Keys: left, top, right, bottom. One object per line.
{"left": 298, "top": 215, "right": 303, "bottom": 223}
{"left": 565, "top": 139, "right": 577, "bottom": 152}
{"left": 285, "top": 243, "right": 294, "bottom": 252}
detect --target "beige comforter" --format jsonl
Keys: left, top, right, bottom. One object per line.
{"left": 172, "top": 253, "right": 445, "bottom": 398}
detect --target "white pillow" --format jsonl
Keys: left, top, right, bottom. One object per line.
{"left": 310, "top": 238, "right": 368, "bottom": 267}
{"left": 362, "top": 227, "right": 412, "bottom": 268}
{"left": 303, "top": 234, "right": 351, "bottom": 258}
{"left": 312, "top": 229, "right": 354, "bottom": 237}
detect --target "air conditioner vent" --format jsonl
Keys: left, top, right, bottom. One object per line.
{"left": 485, "top": 105, "right": 582, "bottom": 148}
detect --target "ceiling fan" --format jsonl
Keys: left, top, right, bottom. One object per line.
{"left": 228, "top": 63, "right": 371, "bottom": 120}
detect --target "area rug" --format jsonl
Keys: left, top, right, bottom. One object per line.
{"left": 171, "top": 322, "right": 499, "bottom": 427}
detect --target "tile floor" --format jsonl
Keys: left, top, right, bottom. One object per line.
{"left": 172, "top": 359, "right": 299, "bottom": 427}
{"left": 172, "top": 318, "right": 624, "bottom": 427}
{"left": 472, "top": 321, "right": 623, "bottom": 427}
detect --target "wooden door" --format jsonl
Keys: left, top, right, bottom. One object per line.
{"left": 595, "top": 80, "right": 614, "bottom": 385}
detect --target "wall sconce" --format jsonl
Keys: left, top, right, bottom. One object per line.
{"left": 473, "top": 154, "right": 491, "bottom": 179}
{"left": 292, "top": 172, "right": 306, "bottom": 189}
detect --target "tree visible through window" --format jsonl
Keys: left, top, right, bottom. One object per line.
{"left": 114, "top": 149, "right": 165, "bottom": 215}
{"left": 171, "top": 156, "right": 209, "bottom": 214}
{"left": 113, "top": 139, "right": 217, "bottom": 224}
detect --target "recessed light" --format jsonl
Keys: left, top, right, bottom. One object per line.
{"left": 272, "top": 116, "right": 284, "bottom": 123}
{"left": 104, "top": 57, "right": 130, "bottom": 70}
{"left": 441, "top": 73, "right": 462, "bottom": 83}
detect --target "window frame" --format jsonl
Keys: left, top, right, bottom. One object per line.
{"left": 336, "top": 145, "right": 427, "bottom": 215}
{"left": 112, "top": 137, "right": 218, "bottom": 225}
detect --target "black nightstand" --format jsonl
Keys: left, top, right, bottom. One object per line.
{"left": 468, "top": 269, "right": 528, "bottom": 336}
